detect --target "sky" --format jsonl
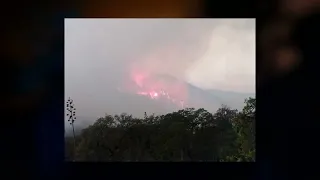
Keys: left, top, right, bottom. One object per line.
{"left": 65, "top": 18, "right": 255, "bottom": 119}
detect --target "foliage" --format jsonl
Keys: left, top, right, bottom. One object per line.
{"left": 65, "top": 97, "right": 256, "bottom": 162}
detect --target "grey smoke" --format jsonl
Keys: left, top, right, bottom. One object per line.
{"left": 65, "top": 19, "right": 255, "bottom": 129}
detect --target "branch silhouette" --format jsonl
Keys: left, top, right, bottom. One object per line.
{"left": 66, "top": 97, "right": 77, "bottom": 161}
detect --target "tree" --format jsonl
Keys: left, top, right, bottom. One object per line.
{"left": 65, "top": 97, "right": 256, "bottom": 162}
{"left": 66, "top": 97, "right": 77, "bottom": 161}
{"left": 211, "top": 105, "right": 239, "bottom": 160}
{"left": 225, "top": 97, "right": 256, "bottom": 162}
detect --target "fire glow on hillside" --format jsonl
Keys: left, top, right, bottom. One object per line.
{"left": 117, "top": 35, "right": 210, "bottom": 109}
{"left": 119, "top": 65, "right": 189, "bottom": 109}
{"left": 133, "top": 71, "right": 189, "bottom": 108}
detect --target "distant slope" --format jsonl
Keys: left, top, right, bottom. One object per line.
{"left": 65, "top": 75, "right": 255, "bottom": 134}
{"left": 186, "top": 85, "right": 253, "bottom": 113}
{"left": 208, "top": 89, "right": 254, "bottom": 109}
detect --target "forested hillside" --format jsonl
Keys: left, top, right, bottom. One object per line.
{"left": 65, "top": 97, "right": 255, "bottom": 162}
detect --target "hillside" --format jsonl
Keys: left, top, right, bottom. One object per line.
{"left": 65, "top": 82, "right": 254, "bottom": 135}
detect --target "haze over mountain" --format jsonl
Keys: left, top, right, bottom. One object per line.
{"left": 65, "top": 19, "right": 255, "bottom": 134}
{"left": 65, "top": 75, "right": 254, "bottom": 134}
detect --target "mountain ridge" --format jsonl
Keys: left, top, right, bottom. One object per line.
{"left": 65, "top": 81, "right": 254, "bottom": 135}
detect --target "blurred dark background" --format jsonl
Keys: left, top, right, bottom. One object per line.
{"left": 2, "top": 0, "right": 319, "bottom": 178}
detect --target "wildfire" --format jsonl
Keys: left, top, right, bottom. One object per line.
{"left": 118, "top": 56, "right": 190, "bottom": 109}
{"left": 134, "top": 80, "right": 188, "bottom": 109}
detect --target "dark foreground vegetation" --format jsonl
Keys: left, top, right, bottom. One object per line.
{"left": 65, "top": 97, "right": 255, "bottom": 162}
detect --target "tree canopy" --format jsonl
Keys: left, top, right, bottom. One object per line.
{"left": 65, "top": 97, "right": 256, "bottom": 162}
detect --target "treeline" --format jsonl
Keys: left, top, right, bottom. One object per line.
{"left": 65, "top": 97, "right": 255, "bottom": 162}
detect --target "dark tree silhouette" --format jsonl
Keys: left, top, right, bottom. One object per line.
{"left": 66, "top": 97, "right": 77, "bottom": 161}
{"left": 65, "top": 97, "right": 256, "bottom": 162}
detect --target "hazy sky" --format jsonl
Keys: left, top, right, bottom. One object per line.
{"left": 65, "top": 19, "right": 255, "bottom": 118}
